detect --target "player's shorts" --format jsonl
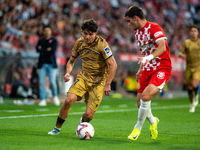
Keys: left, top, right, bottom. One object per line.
{"left": 138, "top": 69, "right": 172, "bottom": 93}
{"left": 185, "top": 67, "right": 200, "bottom": 84}
{"left": 68, "top": 74, "right": 106, "bottom": 112}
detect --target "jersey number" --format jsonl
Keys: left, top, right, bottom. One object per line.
{"left": 74, "top": 79, "right": 80, "bottom": 85}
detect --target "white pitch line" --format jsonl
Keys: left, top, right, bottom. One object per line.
{"left": 0, "top": 110, "right": 24, "bottom": 113}
{"left": 100, "top": 105, "right": 110, "bottom": 108}
{"left": 0, "top": 105, "right": 190, "bottom": 119}
{"left": 36, "top": 109, "right": 49, "bottom": 112}
{"left": 118, "top": 104, "right": 128, "bottom": 108}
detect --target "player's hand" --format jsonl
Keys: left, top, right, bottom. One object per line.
{"left": 103, "top": 83, "right": 110, "bottom": 98}
{"left": 63, "top": 73, "right": 70, "bottom": 82}
{"left": 138, "top": 54, "right": 154, "bottom": 66}
{"left": 179, "top": 54, "right": 186, "bottom": 60}
{"left": 136, "top": 70, "right": 142, "bottom": 82}
{"left": 47, "top": 47, "right": 52, "bottom": 51}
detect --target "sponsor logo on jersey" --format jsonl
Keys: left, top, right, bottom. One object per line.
{"left": 154, "top": 31, "right": 163, "bottom": 37}
{"left": 104, "top": 46, "right": 112, "bottom": 57}
{"left": 157, "top": 71, "right": 165, "bottom": 79}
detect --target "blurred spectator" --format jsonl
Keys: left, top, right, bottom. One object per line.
{"left": 30, "top": 64, "right": 39, "bottom": 98}
{"left": 10, "top": 53, "right": 37, "bottom": 99}
{"left": 36, "top": 25, "right": 60, "bottom": 106}
{"left": 124, "top": 70, "right": 139, "bottom": 96}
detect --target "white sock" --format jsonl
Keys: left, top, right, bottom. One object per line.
{"left": 145, "top": 100, "right": 155, "bottom": 125}
{"left": 134, "top": 100, "right": 151, "bottom": 131}
{"left": 146, "top": 108, "right": 155, "bottom": 125}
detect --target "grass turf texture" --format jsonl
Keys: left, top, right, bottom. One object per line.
{"left": 0, "top": 96, "right": 200, "bottom": 150}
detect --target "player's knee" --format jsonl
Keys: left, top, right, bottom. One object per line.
{"left": 141, "top": 93, "right": 151, "bottom": 101}
{"left": 192, "top": 82, "right": 199, "bottom": 88}
{"left": 64, "top": 98, "right": 74, "bottom": 107}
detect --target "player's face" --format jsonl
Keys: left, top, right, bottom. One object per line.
{"left": 125, "top": 16, "right": 138, "bottom": 30}
{"left": 81, "top": 30, "right": 97, "bottom": 43}
{"left": 190, "top": 27, "right": 199, "bottom": 40}
{"left": 43, "top": 27, "right": 52, "bottom": 39}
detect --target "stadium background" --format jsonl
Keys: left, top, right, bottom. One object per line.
{"left": 0, "top": 0, "right": 200, "bottom": 98}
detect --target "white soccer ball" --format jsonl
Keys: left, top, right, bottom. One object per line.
{"left": 76, "top": 122, "right": 95, "bottom": 140}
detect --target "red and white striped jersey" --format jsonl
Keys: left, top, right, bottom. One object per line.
{"left": 135, "top": 21, "right": 172, "bottom": 71}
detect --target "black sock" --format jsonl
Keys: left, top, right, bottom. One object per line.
{"left": 188, "top": 89, "right": 194, "bottom": 103}
{"left": 56, "top": 116, "right": 65, "bottom": 128}
{"left": 193, "top": 87, "right": 199, "bottom": 96}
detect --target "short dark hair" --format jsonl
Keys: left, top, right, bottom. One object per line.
{"left": 125, "top": 6, "right": 145, "bottom": 19}
{"left": 81, "top": 19, "right": 98, "bottom": 33}
{"left": 43, "top": 25, "right": 52, "bottom": 30}
{"left": 189, "top": 25, "right": 199, "bottom": 31}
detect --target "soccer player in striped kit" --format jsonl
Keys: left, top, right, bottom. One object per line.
{"left": 125, "top": 6, "right": 172, "bottom": 141}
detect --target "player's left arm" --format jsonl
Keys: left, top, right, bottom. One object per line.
{"left": 152, "top": 39, "right": 166, "bottom": 58}
{"left": 138, "top": 39, "right": 166, "bottom": 65}
{"left": 139, "top": 24, "right": 167, "bottom": 66}
{"left": 104, "top": 56, "right": 117, "bottom": 96}
{"left": 178, "top": 41, "right": 186, "bottom": 60}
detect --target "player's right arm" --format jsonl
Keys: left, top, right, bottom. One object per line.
{"left": 64, "top": 39, "right": 79, "bottom": 82}
{"left": 136, "top": 63, "right": 143, "bottom": 82}
{"left": 179, "top": 41, "right": 186, "bottom": 60}
{"left": 64, "top": 56, "right": 77, "bottom": 82}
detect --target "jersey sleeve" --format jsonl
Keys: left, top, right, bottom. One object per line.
{"left": 71, "top": 40, "right": 79, "bottom": 58}
{"left": 151, "top": 24, "right": 167, "bottom": 43}
{"left": 99, "top": 39, "right": 113, "bottom": 60}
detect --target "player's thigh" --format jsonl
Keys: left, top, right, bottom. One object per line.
{"left": 85, "top": 81, "right": 105, "bottom": 112}
{"left": 142, "top": 84, "right": 159, "bottom": 101}
{"left": 67, "top": 75, "right": 87, "bottom": 100}
{"left": 185, "top": 69, "right": 192, "bottom": 84}
{"left": 137, "top": 71, "right": 149, "bottom": 93}
{"left": 193, "top": 69, "right": 200, "bottom": 83}
{"left": 192, "top": 69, "right": 200, "bottom": 88}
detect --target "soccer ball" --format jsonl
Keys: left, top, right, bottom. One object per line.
{"left": 76, "top": 122, "right": 95, "bottom": 140}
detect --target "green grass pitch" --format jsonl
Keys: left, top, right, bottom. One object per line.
{"left": 0, "top": 96, "right": 200, "bottom": 150}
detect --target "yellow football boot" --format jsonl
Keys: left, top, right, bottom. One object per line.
{"left": 128, "top": 128, "right": 141, "bottom": 141}
{"left": 150, "top": 117, "right": 159, "bottom": 140}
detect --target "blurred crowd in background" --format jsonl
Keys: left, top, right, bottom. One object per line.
{"left": 0, "top": 0, "right": 200, "bottom": 56}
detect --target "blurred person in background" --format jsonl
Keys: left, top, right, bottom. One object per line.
{"left": 36, "top": 25, "right": 60, "bottom": 106}
{"left": 124, "top": 70, "right": 138, "bottom": 96}
{"left": 179, "top": 25, "right": 200, "bottom": 113}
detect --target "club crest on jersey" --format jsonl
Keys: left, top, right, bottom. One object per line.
{"left": 104, "top": 46, "right": 112, "bottom": 57}
{"left": 157, "top": 71, "right": 165, "bottom": 79}
{"left": 143, "top": 35, "right": 148, "bottom": 42}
